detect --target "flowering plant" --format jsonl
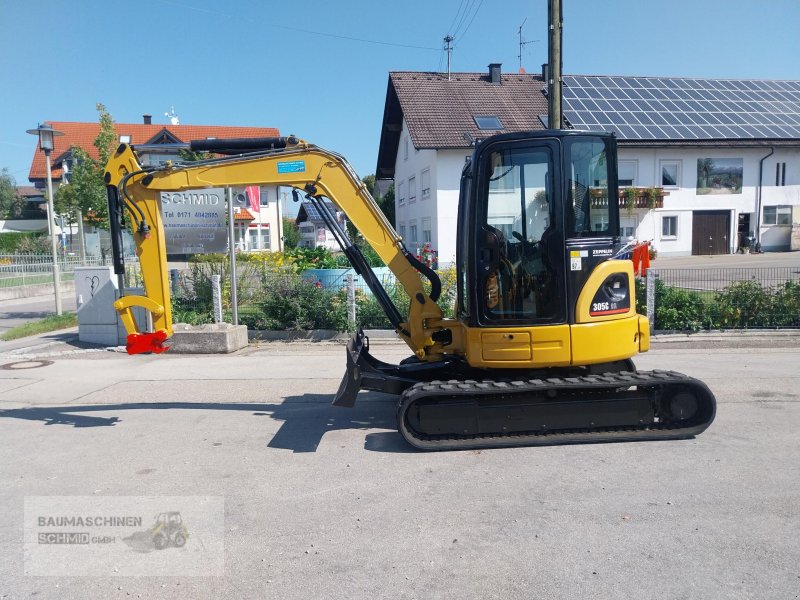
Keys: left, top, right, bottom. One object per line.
{"left": 416, "top": 243, "right": 438, "bottom": 269}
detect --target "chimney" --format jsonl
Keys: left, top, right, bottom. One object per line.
{"left": 143, "top": 114, "right": 152, "bottom": 125}
{"left": 542, "top": 63, "right": 549, "bottom": 83}
{"left": 488, "top": 63, "right": 502, "bottom": 85}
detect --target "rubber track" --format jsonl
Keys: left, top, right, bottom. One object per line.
{"left": 396, "top": 369, "right": 716, "bottom": 451}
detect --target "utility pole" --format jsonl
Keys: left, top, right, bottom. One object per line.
{"left": 547, "top": 0, "right": 563, "bottom": 129}
{"left": 444, "top": 35, "right": 454, "bottom": 81}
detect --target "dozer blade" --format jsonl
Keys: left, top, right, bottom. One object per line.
{"left": 333, "top": 329, "right": 417, "bottom": 408}
{"left": 396, "top": 370, "right": 717, "bottom": 451}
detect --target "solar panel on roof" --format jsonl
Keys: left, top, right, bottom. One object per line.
{"left": 562, "top": 74, "right": 800, "bottom": 141}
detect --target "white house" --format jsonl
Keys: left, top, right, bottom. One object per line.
{"left": 376, "top": 65, "right": 800, "bottom": 258}
{"left": 295, "top": 200, "right": 347, "bottom": 250}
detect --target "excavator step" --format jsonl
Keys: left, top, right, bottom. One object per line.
{"left": 396, "top": 371, "right": 716, "bottom": 451}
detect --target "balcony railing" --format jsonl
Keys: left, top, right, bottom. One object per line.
{"left": 590, "top": 187, "right": 668, "bottom": 210}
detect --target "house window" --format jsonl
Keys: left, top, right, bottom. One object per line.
{"left": 619, "top": 216, "right": 638, "bottom": 239}
{"left": 403, "top": 137, "right": 408, "bottom": 161}
{"left": 421, "top": 169, "right": 430, "bottom": 200}
{"left": 660, "top": 160, "right": 681, "bottom": 188}
{"left": 422, "top": 217, "right": 432, "bottom": 243}
{"left": 473, "top": 115, "right": 504, "bottom": 130}
{"left": 618, "top": 160, "right": 638, "bottom": 187}
{"left": 408, "top": 176, "right": 416, "bottom": 203}
{"left": 763, "top": 205, "right": 791, "bottom": 225}
{"left": 776, "top": 162, "right": 786, "bottom": 186}
{"left": 409, "top": 220, "right": 418, "bottom": 243}
{"left": 248, "top": 225, "right": 271, "bottom": 249}
{"left": 662, "top": 215, "right": 678, "bottom": 238}
{"left": 398, "top": 223, "right": 406, "bottom": 239}
{"left": 398, "top": 181, "right": 405, "bottom": 205}
{"left": 119, "top": 135, "right": 131, "bottom": 144}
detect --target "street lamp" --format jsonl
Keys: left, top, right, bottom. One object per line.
{"left": 26, "top": 123, "right": 64, "bottom": 315}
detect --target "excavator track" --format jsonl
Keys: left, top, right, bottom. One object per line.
{"left": 396, "top": 370, "right": 716, "bottom": 451}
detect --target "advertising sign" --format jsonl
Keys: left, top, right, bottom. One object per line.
{"left": 160, "top": 188, "right": 227, "bottom": 254}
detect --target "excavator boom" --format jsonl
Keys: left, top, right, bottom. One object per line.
{"left": 104, "top": 137, "right": 453, "bottom": 358}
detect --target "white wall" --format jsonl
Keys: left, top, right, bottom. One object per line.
{"left": 432, "top": 149, "right": 471, "bottom": 264}
{"left": 392, "top": 128, "right": 800, "bottom": 260}
{"left": 618, "top": 146, "right": 800, "bottom": 255}
{"left": 235, "top": 185, "right": 282, "bottom": 252}
{"left": 393, "top": 119, "right": 440, "bottom": 257}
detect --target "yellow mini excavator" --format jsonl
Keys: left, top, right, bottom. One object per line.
{"left": 104, "top": 131, "right": 715, "bottom": 450}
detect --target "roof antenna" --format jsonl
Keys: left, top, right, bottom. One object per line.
{"left": 517, "top": 18, "right": 539, "bottom": 74}
{"left": 443, "top": 35, "right": 454, "bottom": 81}
{"left": 165, "top": 106, "right": 180, "bottom": 126}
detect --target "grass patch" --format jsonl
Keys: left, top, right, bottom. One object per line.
{"left": 1, "top": 312, "right": 78, "bottom": 341}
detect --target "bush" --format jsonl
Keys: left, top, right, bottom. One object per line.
{"left": 246, "top": 278, "right": 349, "bottom": 330}
{"left": 0, "top": 232, "right": 48, "bottom": 254}
{"left": 653, "top": 279, "right": 710, "bottom": 331}
{"left": 714, "top": 279, "right": 800, "bottom": 328}
{"left": 713, "top": 280, "right": 773, "bottom": 328}
{"left": 171, "top": 297, "right": 213, "bottom": 325}
{"left": 772, "top": 281, "right": 800, "bottom": 327}
{"left": 643, "top": 277, "right": 800, "bottom": 332}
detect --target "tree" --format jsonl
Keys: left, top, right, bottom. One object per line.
{"left": 362, "top": 173, "right": 395, "bottom": 227}
{"left": 282, "top": 217, "right": 300, "bottom": 248}
{"left": 377, "top": 184, "right": 395, "bottom": 227}
{"left": 178, "top": 148, "right": 213, "bottom": 162}
{"left": 362, "top": 174, "right": 376, "bottom": 196}
{"left": 54, "top": 103, "right": 117, "bottom": 228}
{"left": 0, "top": 169, "right": 25, "bottom": 219}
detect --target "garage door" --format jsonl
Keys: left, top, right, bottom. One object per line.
{"left": 692, "top": 211, "right": 730, "bottom": 255}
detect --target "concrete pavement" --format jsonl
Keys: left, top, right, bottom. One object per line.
{"left": 0, "top": 341, "right": 797, "bottom": 599}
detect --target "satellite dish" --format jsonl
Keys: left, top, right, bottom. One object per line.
{"left": 164, "top": 106, "right": 180, "bottom": 126}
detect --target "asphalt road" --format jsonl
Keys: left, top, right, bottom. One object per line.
{"left": 0, "top": 342, "right": 797, "bottom": 599}
{"left": 0, "top": 294, "right": 77, "bottom": 334}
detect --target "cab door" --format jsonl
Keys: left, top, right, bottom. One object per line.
{"left": 473, "top": 137, "right": 566, "bottom": 326}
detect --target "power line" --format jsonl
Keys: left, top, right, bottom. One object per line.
{"left": 150, "top": 0, "right": 438, "bottom": 52}
{"left": 454, "top": 0, "right": 485, "bottom": 46}
{"left": 447, "top": 0, "right": 467, "bottom": 35}
{"left": 452, "top": 0, "right": 476, "bottom": 38}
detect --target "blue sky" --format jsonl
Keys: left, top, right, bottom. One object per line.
{"left": 1, "top": 0, "right": 799, "bottom": 183}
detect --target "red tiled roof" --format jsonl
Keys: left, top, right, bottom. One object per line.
{"left": 234, "top": 208, "right": 255, "bottom": 221}
{"left": 28, "top": 121, "right": 281, "bottom": 181}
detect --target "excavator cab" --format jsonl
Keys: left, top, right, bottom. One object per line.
{"left": 460, "top": 131, "right": 621, "bottom": 328}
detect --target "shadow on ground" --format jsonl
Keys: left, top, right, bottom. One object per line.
{"left": 0, "top": 393, "right": 414, "bottom": 453}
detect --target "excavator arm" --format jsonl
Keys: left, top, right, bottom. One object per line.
{"left": 104, "top": 136, "right": 457, "bottom": 357}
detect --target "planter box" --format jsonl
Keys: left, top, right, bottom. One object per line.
{"left": 170, "top": 323, "right": 248, "bottom": 354}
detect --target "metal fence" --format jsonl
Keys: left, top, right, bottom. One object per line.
{"left": 0, "top": 254, "right": 141, "bottom": 290}
{"left": 644, "top": 267, "right": 800, "bottom": 331}
{"left": 169, "top": 263, "right": 800, "bottom": 332}
{"left": 168, "top": 265, "right": 450, "bottom": 331}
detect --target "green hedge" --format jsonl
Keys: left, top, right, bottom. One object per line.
{"left": 637, "top": 278, "right": 800, "bottom": 331}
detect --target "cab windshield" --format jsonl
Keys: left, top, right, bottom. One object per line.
{"left": 565, "top": 137, "right": 617, "bottom": 237}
